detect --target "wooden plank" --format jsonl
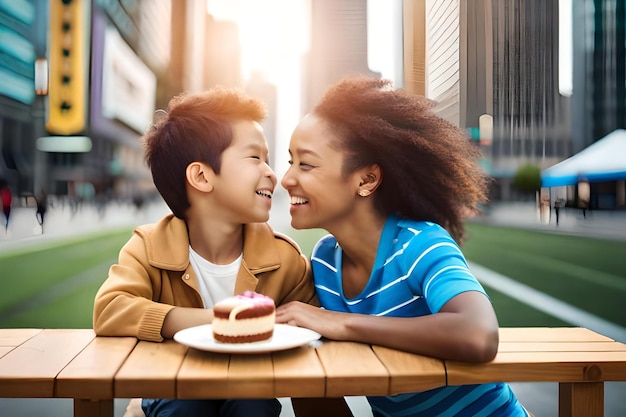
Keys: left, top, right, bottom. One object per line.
{"left": 0, "top": 328, "right": 42, "bottom": 346}
{"left": 499, "top": 327, "right": 613, "bottom": 343}
{"left": 371, "top": 345, "right": 446, "bottom": 394}
{"left": 225, "top": 353, "right": 275, "bottom": 398}
{"left": 176, "top": 349, "right": 230, "bottom": 398}
{"left": 115, "top": 340, "right": 187, "bottom": 399}
{"left": 494, "top": 350, "right": 626, "bottom": 364}
{"left": 272, "top": 346, "right": 326, "bottom": 398}
{"left": 177, "top": 342, "right": 326, "bottom": 399}
{"left": 0, "top": 329, "right": 43, "bottom": 359}
{"left": 316, "top": 341, "right": 389, "bottom": 397}
{"left": 56, "top": 336, "right": 137, "bottom": 399}
{"left": 74, "top": 398, "right": 114, "bottom": 417}
{"left": 0, "top": 329, "right": 95, "bottom": 397}
{"left": 558, "top": 382, "right": 604, "bottom": 417}
{"left": 498, "top": 341, "right": 626, "bottom": 353}
{"left": 447, "top": 360, "right": 581, "bottom": 385}
{"left": 446, "top": 350, "right": 626, "bottom": 385}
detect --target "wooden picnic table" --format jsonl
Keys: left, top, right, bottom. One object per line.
{"left": 0, "top": 327, "right": 625, "bottom": 417}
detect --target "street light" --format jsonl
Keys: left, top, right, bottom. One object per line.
{"left": 479, "top": 114, "right": 493, "bottom": 146}
{"left": 33, "top": 57, "right": 49, "bottom": 197}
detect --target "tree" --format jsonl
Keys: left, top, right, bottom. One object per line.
{"left": 512, "top": 163, "right": 541, "bottom": 193}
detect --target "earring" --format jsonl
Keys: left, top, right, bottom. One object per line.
{"left": 358, "top": 189, "right": 370, "bottom": 197}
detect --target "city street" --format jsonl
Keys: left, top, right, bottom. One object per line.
{"left": 0, "top": 197, "right": 170, "bottom": 253}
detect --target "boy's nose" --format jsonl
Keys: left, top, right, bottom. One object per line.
{"left": 265, "top": 164, "right": 278, "bottom": 185}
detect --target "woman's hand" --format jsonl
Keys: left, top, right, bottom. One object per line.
{"left": 276, "top": 301, "right": 347, "bottom": 340}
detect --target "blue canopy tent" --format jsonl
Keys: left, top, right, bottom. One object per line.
{"left": 541, "top": 129, "right": 626, "bottom": 187}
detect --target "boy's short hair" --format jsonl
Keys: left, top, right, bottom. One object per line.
{"left": 144, "top": 87, "right": 267, "bottom": 219}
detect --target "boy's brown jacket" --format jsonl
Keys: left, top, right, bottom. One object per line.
{"left": 93, "top": 214, "right": 316, "bottom": 341}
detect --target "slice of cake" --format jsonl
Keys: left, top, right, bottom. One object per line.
{"left": 212, "top": 291, "right": 276, "bottom": 343}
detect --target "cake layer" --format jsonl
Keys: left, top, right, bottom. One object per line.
{"left": 213, "top": 329, "right": 274, "bottom": 344}
{"left": 214, "top": 303, "right": 275, "bottom": 319}
{"left": 212, "top": 291, "right": 276, "bottom": 344}
{"left": 212, "top": 313, "right": 276, "bottom": 338}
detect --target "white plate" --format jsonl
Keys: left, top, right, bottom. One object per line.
{"left": 174, "top": 324, "right": 322, "bottom": 354}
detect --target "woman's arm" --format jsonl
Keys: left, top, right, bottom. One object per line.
{"left": 276, "top": 290, "right": 499, "bottom": 362}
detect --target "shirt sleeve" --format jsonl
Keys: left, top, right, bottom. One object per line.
{"left": 405, "top": 227, "right": 486, "bottom": 314}
{"left": 93, "top": 233, "right": 175, "bottom": 342}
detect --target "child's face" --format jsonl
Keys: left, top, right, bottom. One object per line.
{"left": 211, "top": 120, "right": 277, "bottom": 223}
{"left": 281, "top": 114, "right": 362, "bottom": 232}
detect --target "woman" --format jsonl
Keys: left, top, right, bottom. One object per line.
{"left": 277, "top": 76, "right": 530, "bottom": 416}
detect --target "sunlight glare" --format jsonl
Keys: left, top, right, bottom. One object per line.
{"left": 206, "top": 0, "right": 310, "bottom": 179}
{"left": 206, "top": 0, "right": 309, "bottom": 83}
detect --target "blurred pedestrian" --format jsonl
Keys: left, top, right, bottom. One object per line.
{"left": 0, "top": 178, "right": 11, "bottom": 232}
{"left": 554, "top": 198, "right": 561, "bottom": 226}
{"left": 35, "top": 187, "right": 48, "bottom": 233}
{"left": 540, "top": 194, "right": 551, "bottom": 224}
{"left": 578, "top": 178, "right": 590, "bottom": 219}
{"left": 132, "top": 193, "right": 145, "bottom": 212}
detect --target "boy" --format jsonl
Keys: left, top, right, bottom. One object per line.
{"left": 93, "top": 87, "right": 316, "bottom": 417}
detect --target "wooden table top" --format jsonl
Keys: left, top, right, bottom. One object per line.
{"left": 1, "top": 327, "right": 625, "bottom": 401}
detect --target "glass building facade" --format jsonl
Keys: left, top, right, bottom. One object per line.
{"left": 571, "top": 0, "right": 626, "bottom": 152}
{"left": 459, "top": 0, "right": 571, "bottom": 200}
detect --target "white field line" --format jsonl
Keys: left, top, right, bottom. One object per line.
{"left": 469, "top": 262, "right": 626, "bottom": 343}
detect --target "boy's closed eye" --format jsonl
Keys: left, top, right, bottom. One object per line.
{"left": 248, "top": 154, "right": 271, "bottom": 164}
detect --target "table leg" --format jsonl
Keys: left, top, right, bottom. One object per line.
{"left": 74, "top": 399, "right": 114, "bottom": 417}
{"left": 558, "top": 382, "right": 604, "bottom": 417}
{"left": 291, "top": 398, "right": 354, "bottom": 417}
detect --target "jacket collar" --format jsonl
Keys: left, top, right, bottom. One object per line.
{"left": 242, "top": 222, "right": 281, "bottom": 273}
{"left": 141, "top": 214, "right": 281, "bottom": 274}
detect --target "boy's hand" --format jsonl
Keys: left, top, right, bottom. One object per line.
{"left": 161, "top": 307, "right": 215, "bottom": 339}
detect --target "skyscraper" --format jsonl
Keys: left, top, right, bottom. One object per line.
{"left": 460, "top": 0, "right": 570, "bottom": 200}
{"left": 304, "top": 0, "right": 379, "bottom": 114}
{"left": 571, "top": 0, "right": 626, "bottom": 152}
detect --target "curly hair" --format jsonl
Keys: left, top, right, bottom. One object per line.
{"left": 144, "top": 87, "right": 266, "bottom": 219}
{"left": 312, "top": 76, "right": 489, "bottom": 244}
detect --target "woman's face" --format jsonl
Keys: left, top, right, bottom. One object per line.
{"left": 281, "top": 114, "right": 362, "bottom": 231}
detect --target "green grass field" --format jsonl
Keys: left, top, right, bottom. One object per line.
{"left": 0, "top": 223, "right": 624, "bottom": 329}
{"left": 463, "top": 223, "right": 626, "bottom": 326}
{"left": 0, "top": 228, "right": 134, "bottom": 328}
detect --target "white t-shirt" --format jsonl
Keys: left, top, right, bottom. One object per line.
{"left": 188, "top": 246, "right": 242, "bottom": 308}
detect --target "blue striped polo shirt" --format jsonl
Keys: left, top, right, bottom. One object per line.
{"left": 311, "top": 215, "right": 527, "bottom": 417}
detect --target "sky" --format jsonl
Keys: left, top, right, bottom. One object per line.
{"left": 205, "top": 0, "right": 398, "bottom": 84}
{"left": 206, "top": 0, "right": 310, "bottom": 84}
{"left": 205, "top": 0, "right": 399, "bottom": 178}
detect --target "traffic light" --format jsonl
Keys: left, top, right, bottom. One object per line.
{"left": 46, "top": 0, "right": 89, "bottom": 135}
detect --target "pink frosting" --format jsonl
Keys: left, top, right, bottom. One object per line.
{"left": 235, "top": 291, "right": 275, "bottom": 306}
